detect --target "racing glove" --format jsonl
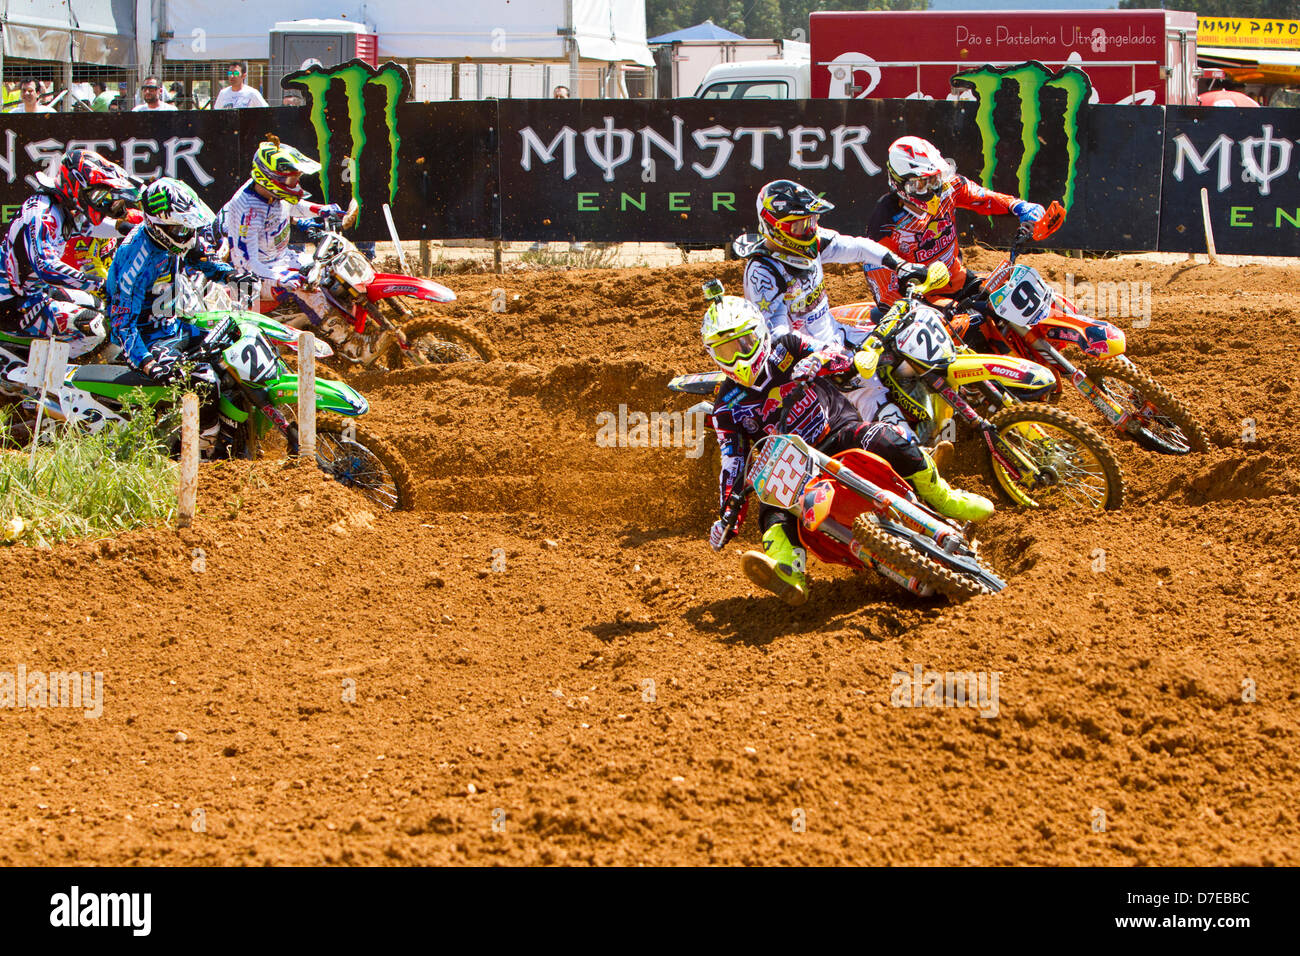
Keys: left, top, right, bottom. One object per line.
{"left": 790, "top": 356, "right": 823, "bottom": 382}
{"left": 1011, "top": 200, "right": 1045, "bottom": 224}
{"left": 709, "top": 518, "right": 732, "bottom": 552}
{"left": 142, "top": 345, "right": 182, "bottom": 382}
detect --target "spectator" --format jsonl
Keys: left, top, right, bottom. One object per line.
{"left": 90, "top": 80, "right": 119, "bottom": 112}
{"left": 214, "top": 63, "right": 268, "bottom": 109}
{"left": 133, "top": 77, "right": 177, "bottom": 112}
{"left": 552, "top": 85, "right": 570, "bottom": 99}
{"left": 281, "top": 91, "right": 304, "bottom": 107}
{"left": 7, "top": 79, "right": 55, "bottom": 114}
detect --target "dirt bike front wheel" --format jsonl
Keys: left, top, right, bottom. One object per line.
{"left": 312, "top": 417, "right": 415, "bottom": 511}
{"left": 851, "top": 516, "right": 996, "bottom": 602}
{"left": 986, "top": 404, "right": 1125, "bottom": 511}
{"left": 380, "top": 316, "right": 498, "bottom": 368}
{"left": 1083, "top": 358, "right": 1208, "bottom": 455}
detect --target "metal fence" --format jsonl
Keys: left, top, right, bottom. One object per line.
{"left": 0, "top": 58, "right": 657, "bottom": 112}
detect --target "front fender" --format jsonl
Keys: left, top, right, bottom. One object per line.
{"left": 367, "top": 273, "right": 456, "bottom": 304}
{"left": 947, "top": 353, "right": 1055, "bottom": 396}
{"left": 265, "top": 373, "right": 368, "bottom": 416}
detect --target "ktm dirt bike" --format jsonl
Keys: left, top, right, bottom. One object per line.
{"left": 264, "top": 202, "right": 497, "bottom": 371}
{"left": 834, "top": 265, "right": 1125, "bottom": 511}
{"left": 5, "top": 292, "right": 414, "bottom": 511}
{"left": 669, "top": 376, "right": 1005, "bottom": 601}
{"left": 944, "top": 202, "right": 1206, "bottom": 455}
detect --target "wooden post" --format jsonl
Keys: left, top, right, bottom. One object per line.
{"left": 493, "top": 240, "right": 503, "bottom": 273}
{"left": 1200, "top": 187, "right": 1219, "bottom": 265}
{"left": 177, "top": 392, "right": 199, "bottom": 528}
{"left": 297, "top": 331, "right": 316, "bottom": 461}
{"left": 419, "top": 239, "right": 431, "bottom": 277}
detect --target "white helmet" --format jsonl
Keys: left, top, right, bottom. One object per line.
{"left": 886, "top": 136, "right": 955, "bottom": 217}
{"left": 702, "top": 292, "right": 771, "bottom": 389}
{"left": 141, "top": 178, "right": 214, "bottom": 255}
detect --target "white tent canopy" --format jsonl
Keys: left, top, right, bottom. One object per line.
{"left": 160, "top": 0, "right": 652, "bottom": 65}
{"left": 3, "top": 0, "right": 136, "bottom": 64}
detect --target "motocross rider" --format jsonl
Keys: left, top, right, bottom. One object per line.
{"left": 862, "top": 136, "right": 1044, "bottom": 351}
{"left": 703, "top": 291, "right": 994, "bottom": 607}
{"left": 217, "top": 137, "right": 354, "bottom": 356}
{"left": 106, "top": 178, "right": 247, "bottom": 448}
{"left": 0, "top": 149, "right": 140, "bottom": 358}
{"left": 736, "top": 180, "right": 952, "bottom": 440}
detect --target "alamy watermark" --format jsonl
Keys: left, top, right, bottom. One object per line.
{"left": 0, "top": 664, "right": 103, "bottom": 718}
{"left": 595, "top": 404, "right": 707, "bottom": 458}
{"left": 1045, "top": 275, "right": 1151, "bottom": 325}
{"left": 890, "top": 664, "right": 1000, "bottom": 718}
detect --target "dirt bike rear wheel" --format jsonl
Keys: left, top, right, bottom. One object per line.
{"left": 986, "top": 404, "right": 1124, "bottom": 511}
{"left": 312, "top": 416, "right": 415, "bottom": 511}
{"left": 1083, "top": 358, "right": 1207, "bottom": 455}
{"left": 851, "top": 516, "right": 994, "bottom": 602}
{"left": 381, "top": 317, "right": 497, "bottom": 368}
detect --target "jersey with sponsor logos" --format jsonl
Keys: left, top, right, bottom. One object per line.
{"left": 105, "top": 224, "right": 234, "bottom": 367}
{"left": 862, "top": 175, "right": 1021, "bottom": 307}
{"left": 708, "top": 332, "right": 857, "bottom": 510}
{"left": 741, "top": 228, "right": 896, "bottom": 348}
{"left": 0, "top": 195, "right": 110, "bottom": 302}
{"left": 219, "top": 180, "right": 325, "bottom": 284}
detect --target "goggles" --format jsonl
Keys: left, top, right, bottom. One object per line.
{"left": 83, "top": 187, "right": 129, "bottom": 219}
{"left": 711, "top": 332, "right": 761, "bottom": 366}
{"left": 160, "top": 223, "right": 194, "bottom": 244}
{"left": 776, "top": 215, "right": 818, "bottom": 239}
{"left": 903, "top": 172, "right": 944, "bottom": 197}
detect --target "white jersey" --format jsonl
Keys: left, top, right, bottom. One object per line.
{"left": 741, "top": 229, "right": 893, "bottom": 347}
{"left": 742, "top": 229, "right": 898, "bottom": 424}
{"left": 219, "top": 180, "right": 320, "bottom": 285}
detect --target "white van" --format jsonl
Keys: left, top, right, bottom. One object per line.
{"left": 693, "top": 60, "right": 810, "bottom": 99}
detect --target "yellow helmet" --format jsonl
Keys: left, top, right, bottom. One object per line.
{"left": 251, "top": 137, "right": 321, "bottom": 202}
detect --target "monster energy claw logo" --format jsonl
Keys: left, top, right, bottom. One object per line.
{"left": 952, "top": 62, "right": 1089, "bottom": 212}
{"left": 283, "top": 59, "right": 409, "bottom": 212}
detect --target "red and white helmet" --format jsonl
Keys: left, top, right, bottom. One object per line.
{"left": 886, "top": 136, "right": 955, "bottom": 217}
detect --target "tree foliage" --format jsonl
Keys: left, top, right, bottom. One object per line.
{"left": 647, "top": 0, "right": 929, "bottom": 43}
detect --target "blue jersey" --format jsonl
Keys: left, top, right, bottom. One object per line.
{"left": 105, "top": 226, "right": 231, "bottom": 367}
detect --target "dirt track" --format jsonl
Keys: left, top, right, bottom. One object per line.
{"left": 1, "top": 250, "right": 1298, "bottom": 865}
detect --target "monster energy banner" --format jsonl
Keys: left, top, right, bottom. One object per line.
{"left": 1158, "top": 107, "right": 1300, "bottom": 257}
{"left": 0, "top": 58, "right": 1293, "bottom": 255}
{"left": 497, "top": 92, "right": 1163, "bottom": 249}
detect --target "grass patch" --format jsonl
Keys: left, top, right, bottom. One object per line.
{"left": 0, "top": 401, "right": 179, "bottom": 547}
{"left": 518, "top": 244, "right": 622, "bottom": 269}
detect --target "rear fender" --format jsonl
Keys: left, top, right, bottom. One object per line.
{"left": 946, "top": 353, "right": 1055, "bottom": 394}
{"left": 668, "top": 370, "right": 727, "bottom": 395}
{"left": 264, "top": 372, "right": 368, "bottom": 416}
{"left": 367, "top": 274, "right": 456, "bottom": 304}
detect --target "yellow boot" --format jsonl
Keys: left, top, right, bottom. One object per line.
{"left": 905, "top": 451, "right": 995, "bottom": 523}
{"left": 741, "top": 524, "right": 809, "bottom": 606}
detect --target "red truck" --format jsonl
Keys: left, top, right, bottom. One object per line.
{"left": 697, "top": 9, "right": 1199, "bottom": 105}
{"left": 811, "top": 9, "right": 1199, "bottom": 104}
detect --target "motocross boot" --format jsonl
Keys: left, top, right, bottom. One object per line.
{"left": 904, "top": 451, "right": 995, "bottom": 523}
{"left": 741, "top": 524, "right": 809, "bottom": 607}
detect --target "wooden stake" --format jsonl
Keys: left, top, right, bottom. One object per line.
{"left": 177, "top": 392, "right": 199, "bottom": 528}
{"left": 297, "top": 330, "right": 316, "bottom": 461}
{"left": 1200, "top": 187, "right": 1219, "bottom": 265}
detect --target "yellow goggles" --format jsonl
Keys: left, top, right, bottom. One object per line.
{"left": 711, "top": 332, "right": 761, "bottom": 365}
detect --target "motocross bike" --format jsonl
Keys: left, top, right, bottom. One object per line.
{"left": 5, "top": 285, "right": 414, "bottom": 511}
{"left": 834, "top": 265, "right": 1125, "bottom": 511}
{"left": 669, "top": 376, "right": 1006, "bottom": 601}
{"left": 264, "top": 202, "right": 497, "bottom": 371}
{"left": 944, "top": 202, "right": 1206, "bottom": 454}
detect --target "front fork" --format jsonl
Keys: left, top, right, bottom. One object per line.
{"left": 923, "top": 370, "right": 1053, "bottom": 489}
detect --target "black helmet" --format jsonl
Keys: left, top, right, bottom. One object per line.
{"left": 756, "top": 180, "right": 834, "bottom": 266}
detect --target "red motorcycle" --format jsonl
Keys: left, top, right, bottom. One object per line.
{"left": 264, "top": 203, "right": 497, "bottom": 370}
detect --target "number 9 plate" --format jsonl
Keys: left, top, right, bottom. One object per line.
{"left": 988, "top": 264, "right": 1052, "bottom": 329}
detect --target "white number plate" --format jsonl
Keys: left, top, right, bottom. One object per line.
{"left": 749, "top": 436, "right": 813, "bottom": 510}
{"left": 988, "top": 265, "right": 1052, "bottom": 328}
{"left": 223, "top": 327, "right": 280, "bottom": 385}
